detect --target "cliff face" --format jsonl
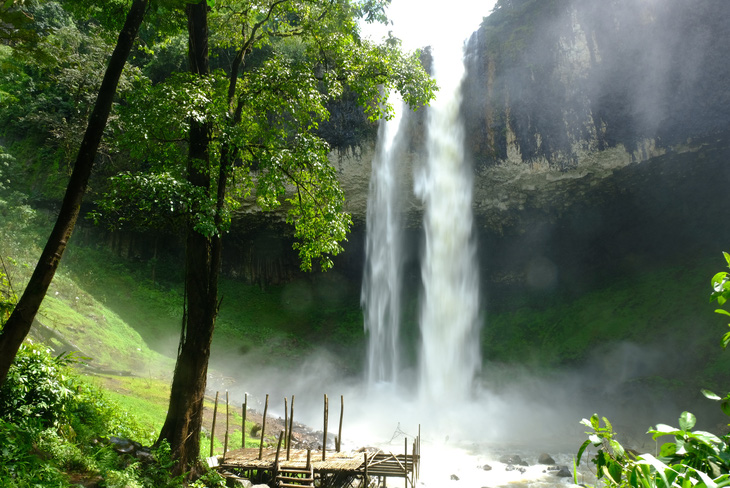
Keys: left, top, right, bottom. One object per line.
{"left": 459, "top": 0, "right": 730, "bottom": 232}
{"left": 333, "top": 0, "right": 730, "bottom": 226}
{"left": 464, "top": 0, "right": 730, "bottom": 167}
{"left": 229, "top": 0, "right": 730, "bottom": 287}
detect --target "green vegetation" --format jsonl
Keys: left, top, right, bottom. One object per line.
{"left": 0, "top": 343, "right": 226, "bottom": 487}
{"left": 578, "top": 401, "right": 730, "bottom": 488}
{"left": 574, "top": 254, "right": 730, "bottom": 488}
{"left": 710, "top": 252, "right": 730, "bottom": 349}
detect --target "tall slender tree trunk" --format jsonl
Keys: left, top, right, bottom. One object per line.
{"left": 0, "top": 0, "right": 149, "bottom": 386}
{"left": 157, "top": 1, "right": 221, "bottom": 478}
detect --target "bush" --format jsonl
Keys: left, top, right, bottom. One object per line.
{"left": 0, "top": 343, "right": 76, "bottom": 429}
{"left": 0, "top": 344, "right": 228, "bottom": 487}
{"left": 578, "top": 406, "right": 730, "bottom": 488}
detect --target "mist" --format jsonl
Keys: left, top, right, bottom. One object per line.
{"left": 203, "top": 0, "right": 730, "bottom": 485}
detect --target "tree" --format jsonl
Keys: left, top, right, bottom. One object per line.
{"left": 96, "top": 0, "right": 435, "bottom": 476}
{"left": 153, "top": 0, "right": 218, "bottom": 476}
{"left": 0, "top": 0, "right": 150, "bottom": 386}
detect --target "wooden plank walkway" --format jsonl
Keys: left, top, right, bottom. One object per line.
{"left": 205, "top": 391, "right": 420, "bottom": 487}
{"left": 216, "top": 445, "right": 420, "bottom": 487}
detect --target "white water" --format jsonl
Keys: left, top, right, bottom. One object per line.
{"left": 362, "top": 99, "right": 407, "bottom": 387}
{"left": 414, "top": 41, "right": 481, "bottom": 405}
{"left": 362, "top": 25, "right": 480, "bottom": 407}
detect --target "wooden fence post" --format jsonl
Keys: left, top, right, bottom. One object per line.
{"left": 210, "top": 391, "right": 219, "bottom": 457}
{"left": 287, "top": 395, "right": 294, "bottom": 461}
{"left": 404, "top": 437, "right": 408, "bottom": 488}
{"left": 337, "top": 395, "right": 344, "bottom": 452}
{"left": 242, "top": 393, "right": 247, "bottom": 450}
{"left": 284, "top": 397, "right": 288, "bottom": 450}
{"left": 274, "top": 430, "right": 284, "bottom": 482}
{"left": 322, "top": 394, "right": 328, "bottom": 461}
{"left": 259, "top": 393, "right": 269, "bottom": 460}
{"left": 223, "top": 391, "right": 229, "bottom": 461}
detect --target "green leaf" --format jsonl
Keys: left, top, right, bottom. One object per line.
{"left": 723, "top": 332, "right": 730, "bottom": 350}
{"left": 723, "top": 251, "right": 730, "bottom": 267}
{"left": 607, "top": 462, "right": 623, "bottom": 484}
{"left": 712, "top": 272, "right": 729, "bottom": 288}
{"left": 690, "top": 430, "right": 722, "bottom": 445}
{"left": 659, "top": 442, "right": 677, "bottom": 457}
{"left": 703, "top": 389, "right": 722, "bottom": 401}
{"left": 679, "top": 411, "right": 697, "bottom": 431}
{"left": 577, "top": 439, "right": 591, "bottom": 465}
{"left": 697, "top": 469, "right": 718, "bottom": 488}
{"left": 601, "top": 465, "right": 619, "bottom": 484}
{"left": 721, "top": 401, "right": 730, "bottom": 417}
{"left": 609, "top": 439, "right": 625, "bottom": 458}
{"left": 651, "top": 423, "right": 680, "bottom": 437}
{"left": 716, "top": 309, "right": 730, "bottom": 317}
{"left": 636, "top": 454, "right": 671, "bottom": 488}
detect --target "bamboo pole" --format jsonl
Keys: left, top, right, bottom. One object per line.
{"left": 306, "top": 448, "right": 312, "bottom": 472}
{"left": 274, "top": 430, "right": 284, "bottom": 482}
{"left": 364, "top": 452, "right": 369, "bottom": 487}
{"left": 404, "top": 437, "right": 408, "bottom": 488}
{"left": 275, "top": 430, "right": 284, "bottom": 465}
{"left": 283, "top": 397, "right": 288, "bottom": 451}
{"left": 287, "top": 395, "right": 294, "bottom": 461}
{"left": 242, "top": 393, "right": 247, "bottom": 449}
{"left": 259, "top": 393, "right": 269, "bottom": 460}
{"left": 417, "top": 425, "right": 421, "bottom": 480}
{"left": 337, "top": 395, "right": 344, "bottom": 452}
{"left": 412, "top": 439, "right": 417, "bottom": 486}
{"left": 210, "top": 391, "right": 219, "bottom": 457}
{"left": 223, "top": 391, "right": 229, "bottom": 461}
{"left": 322, "top": 394, "right": 328, "bottom": 461}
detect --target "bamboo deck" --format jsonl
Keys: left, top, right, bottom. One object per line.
{"left": 206, "top": 392, "right": 420, "bottom": 487}
{"left": 216, "top": 446, "right": 420, "bottom": 487}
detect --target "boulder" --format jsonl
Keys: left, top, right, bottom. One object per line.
{"left": 538, "top": 453, "right": 556, "bottom": 465}
{"left": 498, "top": 454, "right": 523, "bottom": 465}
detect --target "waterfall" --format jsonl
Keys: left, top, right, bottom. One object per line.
{"left": 362, "top": 99, "right": 407, "bottom": 387}
{"left": 362, "top": 42, "right": 481, "bottom": 403}
{"left": 414, "top": 42, "right": 481, "bottom": 404}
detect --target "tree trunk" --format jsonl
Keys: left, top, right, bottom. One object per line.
{"left": 157, "top": 1, "right": 220, "bottom": 478}
{"left": 0, "top": 0, "right": 149, "bottom": 386}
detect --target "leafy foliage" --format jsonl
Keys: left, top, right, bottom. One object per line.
{"left": 0, "top": 3, "right": 144, "bottom": 200}
{"left": 92, "top": 0, "right": 436, "bottom": 272}
{"left": 578, "top": 408, "right": 730, "bottom": 488}
{"left": 0, "top": 344, "right": 225, "bottom": 487}
{"left": 0, "top": 343, "right": 77, "bottom": 429}
{"left": 710, "top": 252, "right": 730, "bottom": 348}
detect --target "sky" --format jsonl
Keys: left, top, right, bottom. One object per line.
{"left": 360, "top": 0, "right": 499, "bottom": 51}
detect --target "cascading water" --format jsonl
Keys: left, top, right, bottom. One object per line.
{"left": 362, "top": 43, "right": 481, "bottom": 402}
{"left": 414, "top": 41, "right": 481, "bottom": 404}
{"left": 362, "top": 99, "right": 407, "bottom": 387}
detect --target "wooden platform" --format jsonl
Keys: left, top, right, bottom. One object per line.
{"left": 216, "top": 445, "right": 419, "bottom": 487}
{"left": 204, "top": 391, "right": 420, "bottom": 487}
